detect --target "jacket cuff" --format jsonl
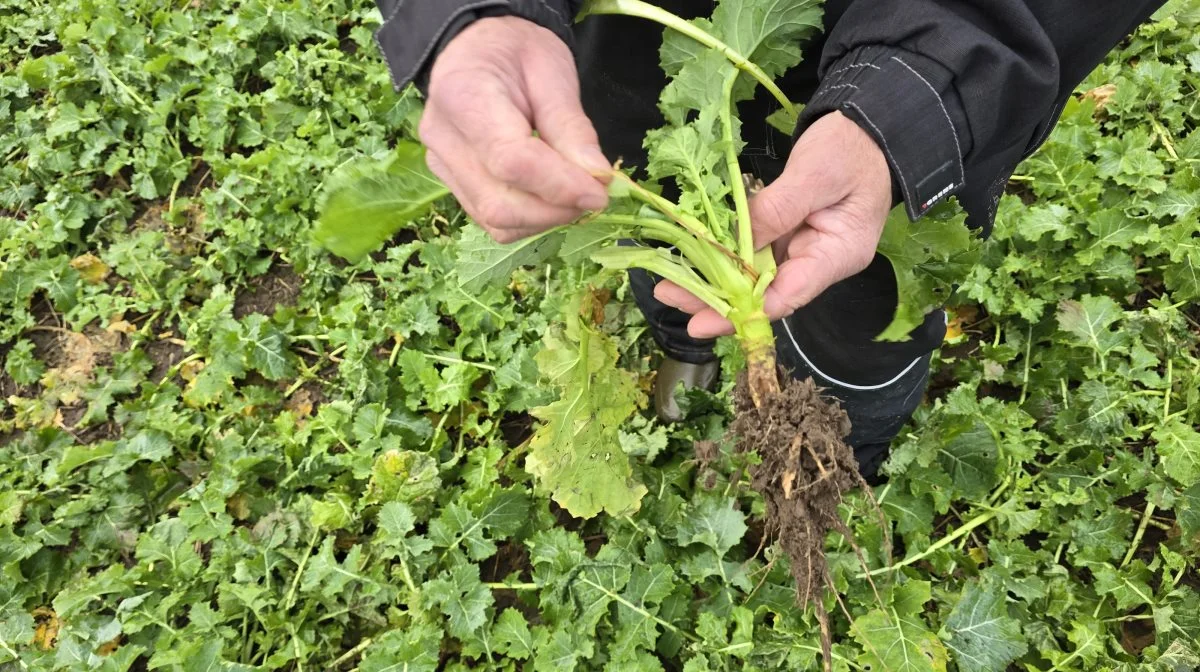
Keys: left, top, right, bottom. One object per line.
{"left": 374, "top": 0, "right": 577, "bottom": 93}
{"left": 797, "top": 45, "right": 972, "bottom": 220}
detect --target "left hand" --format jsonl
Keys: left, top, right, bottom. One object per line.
{"left": 654, "top": 111, "right": 894, "bottom": 338}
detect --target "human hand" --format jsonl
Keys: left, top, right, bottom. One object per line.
{"left": 420, "top": 16, "right": 611, "bottom": 244}
{"left": 654, "top": 111, "right": 894, "bottom": 338}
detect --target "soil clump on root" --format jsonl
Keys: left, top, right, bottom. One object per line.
{"left": 729, "top": 374, "right": 866, "bottom": 606}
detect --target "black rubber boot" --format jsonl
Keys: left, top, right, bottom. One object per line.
{"left": 655, "top": 357, "right": 720, "bottom": 423}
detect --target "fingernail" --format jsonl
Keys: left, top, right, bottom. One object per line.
{"left": 576, "top": 191, "right": 608, "bottom": 211}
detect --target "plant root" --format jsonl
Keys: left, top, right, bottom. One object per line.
{"left": 730, "top": 374, "right": 868, "bottom": 608}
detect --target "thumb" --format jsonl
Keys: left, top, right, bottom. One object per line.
{"left": 762, "top": 216, "right": 877, "bottom": 320}
{"left": 748, "top": 175, "right": 816, "bottom": 250}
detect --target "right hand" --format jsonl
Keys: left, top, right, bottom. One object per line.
{"left": 421, "top": 16, "right": 611, "bottom": 244}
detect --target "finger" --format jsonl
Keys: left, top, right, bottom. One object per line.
{"left": 444, "top": 79, "right": 608, "bottom": 212}
{"left": 748, "top": 178, "right": 816, "bottom": 250}
{"left": 653, "top": 280, "right": 710, "bottom": 314}
{"left": 426, "top": 151, "right": 474, "bottom": 214}
{"left": 687, "top": 310, "right": 735, "bottom": 339}
{"left": 762, "top": 223, "right": 874, "bottom": 320}
{"left": 427, "top": 138, "right": 583, "bottom": 241}
{"left": 522, "top": 54, "right": 613, "bottom": 182}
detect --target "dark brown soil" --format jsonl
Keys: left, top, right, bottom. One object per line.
{"left": 498, "top": 411, "right": 535, "bottom": 448}
{"left": 146, "top": 338, "right": 187, "bottom": 382}
{"left": 729, "top": 375, "right": 862, "bottom": 606}
{"left": 234, "top": 264, "right": 302, "bottom": 318}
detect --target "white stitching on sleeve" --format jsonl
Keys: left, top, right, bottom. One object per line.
{"left": 810, "top": 81, "right": 859, "bottom": 100}
{"left": 380, "top": 0, "right": 407, "bottom": 27}
{"left": 845, "top": 100, "right": 913, "bottom": 208}
{"left": 534, "top": 0, "right": 568, "bottom": 24}
{"left": 890, "top": 55, "right": 965, "bottom": 186}
{"left": 374, "top": 30, "right": 401, "bottom": 88}
{"left": 825, "top": 62, "right": 881, "bottom": 78}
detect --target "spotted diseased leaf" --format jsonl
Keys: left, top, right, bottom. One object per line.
{"left": 524, "top": 318, "right": 647, "bottom": 519}
{"left": 934, "top": 416, "right": 999, "bottom": 500}
{"left": 300, "top": 538, "right": 372, "bottom": 595}
{"left": 616, "top": 563, "right": 677, "bottom": 650}
{"left": 241, "top": 314, "right": 292, "bottom": 381}
{"left": 532, "top": 628, "right": 592, "bottom": 672}
{"left": 573, "top": 553, "right": 634, "bottom": 634}
{"left": 1070, "top": 509, "right": 1133, "bottom": 563}
{"left": 428, "top": 488, "right": 530, "bottom": 561}
{"left": 851, "top": 608, "right": 949, "bottom": 672}
{"left": 1093, "top": 562, "right": 1155, "bottom": 611}
{"left": 939, "top": 581, "right": 1027, "bottom": 672}
{"left": 1179, "top": 483, "right": 1200, "bottom": 545}
{"left": 1056, "top": 295, "right": 1127, "bottom": 360}
{"left": 882, "top": 490, "right": 935, "bottom": 537}
{"left": 358, "top": 624, "right": 441, "bottom": 672}
{"left": 0, "top": 597, "right": 34, "bottom": 655}
{"left": 315, "top": 142, "right": 450, "bottom": 261}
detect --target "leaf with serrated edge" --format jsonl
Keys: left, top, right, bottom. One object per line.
{"left": 1154, "top": 420, "right": 1200, "bottom": 487}
{"left": 939, "top": 581, "right": 1027, "bottom": 672}
{"left": 852, "top": 608, "right": 948, "bottom": 672}
{"left": 877, "top": 201, "right": 980, "bottom": 341}
{"left": 524, "top": 318, "right": 647, "bottom": 518}
{"left": 456, "top": 226, "right": 565, "bottom": 292}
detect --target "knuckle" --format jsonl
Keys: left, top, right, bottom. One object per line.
{"left": 429, "top": 74, "right": 473, "bottom": 105}
{"left": 484, "top": 152, "right": 519, "bottom": 183}
{"left": 853, "top": 249, "right": 876, "bottom": 273}
{"left": 756, "top": 193, "right": 797, "bottom": 237}
{"left": 418, "top": 118, "right": 449, "bottom": 151}
{"left": 478, "top": 200, "right": 517, "bottom": 231}
{"left": 492, "top": 230, "right": 521, "bottom": 244}
{"left": 485, "top": 143, "right": 533, "bottom": 183}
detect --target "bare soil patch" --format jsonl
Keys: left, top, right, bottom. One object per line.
{"left": 235, "top": 263, "right": 302, "bottom": 318}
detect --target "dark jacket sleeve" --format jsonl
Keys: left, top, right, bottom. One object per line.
{"left": 373, "top": 0, "right": 580, "bottom": 93}
{"left": 798, "top": 0, "right": 1165, "bottom": 224}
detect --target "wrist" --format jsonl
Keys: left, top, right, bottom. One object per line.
{"left": 797, "top": 46, "right": 971, "bottom": 220}
{"left": 812, "top": 111, "right": 894, "bottom": 209}
{"left": 374, "top": 0, "right": 576, "bottom": 94}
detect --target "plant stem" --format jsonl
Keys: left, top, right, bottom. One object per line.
{"left": 284, "top": 531, "right": 320, "bottom": 610}
{"left": 733, "top": 309, "right": 779, "bottom": 408}
{"left": 857, "top": 510, "right": 997, "bottom": 578}
{"left": 1018, "top": 324, "right": 1033, "bottom": 405}
{"left": 593, "top": 246, "right": 735, "bottom": 316}
{"left": 329, "top": 637, "right": 373, "bottom": 668}
{"left": 611, "top": 173, "right": 721, "bottom": 246}
{"left": 420, "top": 352, "right": 497, "bottom": 371}
{"left": 720, "top": 70, "right": 755, "bottom": 264}
{"left": 588, "top": 214, "right": 749, "bottom": 290}
{"left": 1163, "top": 357, "right": 1172, "bottom": 422}
{"left": 580, "top": 0, "right": 795, "bottom": 115}
{"left": 1120, "top": 498, "right": 1157, "bottom": 569}
{"left": 484, "top": 582, "right": 540, "bottom": 590}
